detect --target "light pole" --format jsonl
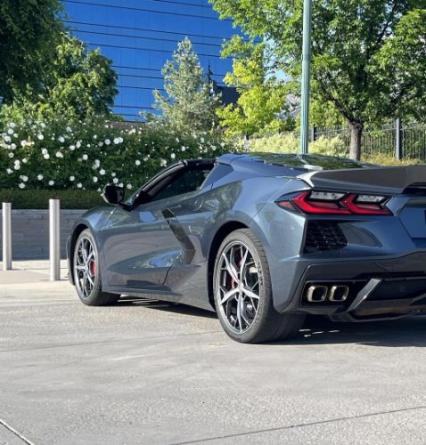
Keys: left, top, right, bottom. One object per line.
{"left": 299, "top": 0, "right": 312, "bottom": 154}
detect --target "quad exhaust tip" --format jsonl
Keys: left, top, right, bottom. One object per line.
{"left": 305, "top": 284, "right": 350, "bottom": 303}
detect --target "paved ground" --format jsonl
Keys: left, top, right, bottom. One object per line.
{"left": 1, "top": 262, "right": 426, "bottom": 445}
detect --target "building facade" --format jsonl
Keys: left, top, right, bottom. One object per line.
{"left": 63, "top": 0, "right": 237, "bottom": 121}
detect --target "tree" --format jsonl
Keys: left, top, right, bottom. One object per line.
{"left": 153, "top": 38, "right": 220, "bottom": 134}
{"left": 211, "top": 0, "right": 426, "bottom": 159}
{"left": 0, "top": 0, "right": 63, "bottom": 103}
{"left": 217, "top": 37, "right": 295, "bottom": 137}
{"left": 1, "top": 34, "right": 117, "bottom": 121}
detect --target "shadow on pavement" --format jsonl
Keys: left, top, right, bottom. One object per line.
{"left": 117, "top": 296, "right": 426, "bottom": 346}
{"left": 285, "top": 314, "right": 426, "bottom": 348}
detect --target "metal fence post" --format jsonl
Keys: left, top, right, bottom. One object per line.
{"left": 49, "top": 199, "right": 61, "bottom": 281}
{"left": 395, "top": 118, "right": 403, "bottom": 160}
{"left": 2, "top": 202, "right": 12, "bottom": 271}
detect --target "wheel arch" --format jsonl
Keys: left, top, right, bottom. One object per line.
{"left": 207, "top": 221, "right": 249, "bottom": 310}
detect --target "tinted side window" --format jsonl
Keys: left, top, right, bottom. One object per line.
{"left": 151, "top": 168, "right": 211, "bottom": 201}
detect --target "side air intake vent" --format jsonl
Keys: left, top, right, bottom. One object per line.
{"left": 304, "top": 221, "right": 347, "bottom": 253}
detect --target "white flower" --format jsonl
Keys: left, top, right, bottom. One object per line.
{"left": 37, "top": 174, "right": 43, "bottom": 181}
{"left": 8, "top": 122, "right": 16, "bottom": 129}
{"left": 113, "top": 137, "right": 121, "bottom": 144}
{"left": 22, "top": 158, "right": 28, "bottom": 163}
{"left": 143, "top": 156, "right": 149, "bottom": 161}
{"left": 18, "top": 183, "right": 25, "bottom": 189}
{"left": 160, "top": 159, "right": 167, "bottom": 167}
{"left": 41, "top": 148, "right": 48, "bottom": 155}
{"left": 104, "top": 139, "right": 111, "bottom": 145}
{"left": 93, "top": 134, "right": 98, "bottom": 140}
{"left": 55, "top": 151, "right": 63, "bottom": 158}
{"left": 113, "top": 177, "right": 118, "bottom": 184}
{"left": 69, "top": 144, "right": 75, "bottom": 151}
{"left": 118, "top": 182, "right": 123, "bottom": 188}
{"left": 8, "top": 152, "right": 14, "bottom": 158}
{"left": 69, "top": 176, "right": 75, "bottom": 181}
{"left": 175, "top": 137, "right": 180, "bottom": 143}
{"left": 126, "top": 184, "right": 132, "bottom": 190}
{"left": 77, "top": 182, "right": 82, "bottom": 188}
{"left": 7, "top": 129, "right": 13, "bottom": 135}
{"left": 20, "top": 175, "right": 28, "bottom": 182}
{"left": 43, "top": 153, "right": 50, "bottom": 160}
{"left": 37, "top": 134, "right": 44, "bottom": 141}
{"left": 93, "top": 177, "right": 98, "bottom": 183}
{"left": 66, "top": 126, "right": 72, "bottom": 133}
{"left": 48, "top": 180, "right": 55, "bottom": 186}
{"left": 111, "top": 172, "right": 116, "bottom": 177}
{"left": 98, "top": 142, "right": 104, "bottom": 147}
{"left": 135, "top": 159, "right": 141, "bottom": 166}
{"left": 40, "top": 122, "right": 46, "bottom": 129}
{"left": 10, "top": 143, "right": 16, "bottom": 150}
{"left": 13, "top": 161, "right": 20, "bottom": 170}
{"left": 76, "top": 141, "right": 81, "bottom": 148}
{"left": 82, "top": 154, "right": 88, "bottom": 161}
{"left": 99, "top": 169, "right": 106, "bottom": 175}
{"left": 4, "top": 135, "right": 11, "bottom": 143}
{"left": 6, "top": 168, "right": 13, "bottom": 174}
{"left": 220, "top": 142, "right": 225, "bottom": 147}
{"left": 58, "top": 136, "right": 65, "bottom": 143}
{"left": 181, "top": 146, "right": 186, "bottom": 152}
{"left": 170, "top": 153, "right": 176, "bottom": 160}
{"left": 200, "top": 137, "right": 205, "bottom": 143}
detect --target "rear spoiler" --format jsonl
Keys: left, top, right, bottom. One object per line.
{"left": 298, "top": 165, "right": 426, "bottom": 194}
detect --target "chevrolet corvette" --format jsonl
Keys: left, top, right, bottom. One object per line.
{"left": 68, "top": 152, "right": 426, "bottom": 343}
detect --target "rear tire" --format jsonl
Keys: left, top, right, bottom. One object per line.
{"left": 213, "top": 229, "right": 305, "bottom": 343}
{"left": 73, "top": 229, "right": 119, "bottom": 306}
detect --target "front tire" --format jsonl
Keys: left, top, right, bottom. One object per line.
{"left": 213, "top": 229, "right": 305, "bottom": 343}
{"left": 73, "top": 229, "right": 119, "bottom": 306}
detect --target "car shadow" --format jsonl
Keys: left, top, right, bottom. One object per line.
{"left": 117, "top": 296, "right": 217, "bottom": 319}
{"left": 283, "top": 314, "right": 426, "bottom": 348}
{"left": 117, "top": 297, "right": 426, "bottom": 346}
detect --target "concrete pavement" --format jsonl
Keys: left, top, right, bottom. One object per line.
{"left": 1, "top": 261, "right": 426, "bottom": 444}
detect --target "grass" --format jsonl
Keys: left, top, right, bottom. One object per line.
{"left": 0, "top": 189, "right": 104, "bottom": 209}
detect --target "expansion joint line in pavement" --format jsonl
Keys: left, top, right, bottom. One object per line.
{"left": 170, "top": 404, "right": 426, "bottom": 445}
{"left": 0, "top": 417, "right": 35, "bottom": 445}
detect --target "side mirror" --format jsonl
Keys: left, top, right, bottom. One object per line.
{"left": 102, "top": 184, "right": 125, "bottom": 205}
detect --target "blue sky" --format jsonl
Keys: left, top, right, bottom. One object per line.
{"left": 62, "top": 0, "right": 238, "bottom": 120}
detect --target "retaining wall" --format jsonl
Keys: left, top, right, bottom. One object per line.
{"left": 0, "top": 209, "right": 85, "bottom": 260}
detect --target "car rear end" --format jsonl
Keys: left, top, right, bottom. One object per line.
{"left": 259, "top": 164, "right": 426, "bottom": 321}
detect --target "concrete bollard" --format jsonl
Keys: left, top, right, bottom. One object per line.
{"left": 2, "top": 202, "right": 12, "bottom": 271}
{"left": 49, "top": 199, "right": 61, "bottom": 281}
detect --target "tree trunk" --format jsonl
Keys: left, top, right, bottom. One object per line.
{"left": 349, "top": 121, "right": 363, "bottom": 160}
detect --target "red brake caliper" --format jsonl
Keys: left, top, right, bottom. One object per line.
{"left": 89, "top": 260, "right": 96, "bottom": 277}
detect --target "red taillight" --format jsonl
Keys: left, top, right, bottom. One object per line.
{"left": 277, "top": 191, "right": 392, "bottom": 216}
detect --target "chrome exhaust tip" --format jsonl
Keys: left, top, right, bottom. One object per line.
{"left": 328, "top": 285, "right": 350, "bottom": 302}
{"left": 306, "top": 285, "right": 328, "bottom": 303}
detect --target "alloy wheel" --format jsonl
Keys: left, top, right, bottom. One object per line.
{"left": 74, "top": 236, "right": 97, "bottom": 299}
{"left": 216, "top": 241, "right": 260, "bottom": 334}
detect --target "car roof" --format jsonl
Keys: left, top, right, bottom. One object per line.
{"left": 218, "top": 152, "right": 371, "bottom": 174}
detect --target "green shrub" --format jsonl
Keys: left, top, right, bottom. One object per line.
{"left": 0, "top": 114, "right": 231, "bottom": 192}
{"left": 244, "top": 133, "right": 347, "bottom": 156}
{"left": 0, "top": 189, "right": 103, "bottom": 209}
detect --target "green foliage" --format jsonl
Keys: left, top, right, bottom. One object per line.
{"left": 152, "top": 38, "right": 220, "bottom": 134}
{"left": 0, "top": 114, "right": 230, "bottom": 191}
{"left": 244, "top": 133, "right": 347, "bottom": 156}
{"left": 0, "top": 189, "right": 103, "bottom": 209}
{"left": 0, "top": 0, "right": 63, "bottom": 103}
{"left": 211, "top": 0, "right": 426, "bottom": 158}
{"left": 2, "top": 34, "right": 117, "bottom": 122}
{"left": 217, "top": 37, "right": 295, "bottom": 137}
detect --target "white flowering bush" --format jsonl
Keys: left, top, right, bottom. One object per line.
{"left": 0, "top": 116, "right": 230, "bottom": 191}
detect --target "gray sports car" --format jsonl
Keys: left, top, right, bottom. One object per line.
{"left": 68, "top": 152, "right": 426, "bottom": 343}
